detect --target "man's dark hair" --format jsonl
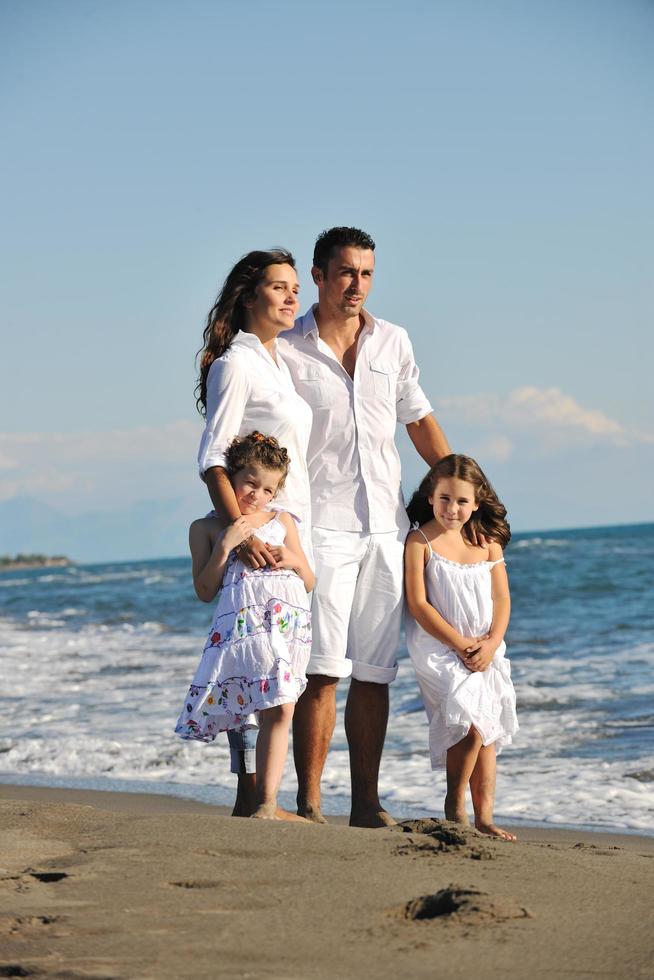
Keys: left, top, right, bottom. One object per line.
{"left": 313, "top": 227, "right": 376, "bottom": 274}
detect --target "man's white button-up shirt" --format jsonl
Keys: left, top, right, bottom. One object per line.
{"left": 280, "top": 307, "right": 432, "bottom": 534}
{"left": 197, "top": 331, "right": 313, "bottom": 528}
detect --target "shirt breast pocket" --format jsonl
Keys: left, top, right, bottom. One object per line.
{"left": 295, "top": 366, "right": 331, "bottom": 408}
{"left": 369, "top": 360, "right": 400, "bottom": 401}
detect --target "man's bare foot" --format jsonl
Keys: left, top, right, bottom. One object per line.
{"left": 297, "top": 801, "right": 328, "bottom": 824}
{"left": 444, "top": 794, "right": 471, "bottom": 825}
{"left": 475, "top": 820, "right": 516, "bottom": 841}
{"left": 349, "top": 808, "right": 396, "bottom": 829}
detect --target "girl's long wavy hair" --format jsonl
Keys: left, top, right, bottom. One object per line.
{"left": 224, "top": 431, "right": 290, "bottom": 491}
{"left": 406, "top": 454, "right": 511, "bottom": 548}
{"left": 195, "top": 248, "right": 296, "bottom": 415}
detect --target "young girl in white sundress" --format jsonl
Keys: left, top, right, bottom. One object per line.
{"left": 404, "top": 454, "right": 518, "bottom": 841}
{"left": 175, "top": 431, "right": 315, "bottom": 821}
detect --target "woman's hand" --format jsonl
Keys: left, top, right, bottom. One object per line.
{"left": 236, "top": 534, "right": 277, "bottom": 569}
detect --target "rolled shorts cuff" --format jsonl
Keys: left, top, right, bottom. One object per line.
{"left": 227, "top": 727, "right": 258, "bottom": 775}
{"left": 306, "top": 653, "right": 353, "bottom": 680}
{"left": 350, "top": 659, "right": 399, "bottom": 684}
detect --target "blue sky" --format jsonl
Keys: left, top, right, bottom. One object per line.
{"left": 1, "top": 0, "right": 652, "bottom": 557}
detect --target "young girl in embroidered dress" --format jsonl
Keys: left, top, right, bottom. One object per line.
{"left": 175, "top": 432, "right": 315, "bottom": 821}
{"left": 404, "top": 454, "right": 518, "bottom": 840}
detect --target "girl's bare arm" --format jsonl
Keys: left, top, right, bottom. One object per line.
{"left": 465, "top": 543, "right": 510, "bottom": 672}
{"left": 488, "top": 542, "right": 511, "bottom": 645}
{"left": 189, "top": 517, "right": 250, "bottom": 602}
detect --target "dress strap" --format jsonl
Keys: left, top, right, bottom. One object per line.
{"left": 412, "top": 524, "right": 433, "bottom": 557}
{"left": 488, "top": 557, "right": 506, "bottom": 567}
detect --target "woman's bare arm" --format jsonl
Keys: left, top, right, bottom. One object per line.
{"left": 189, "top": 517, "right": 251, "bottom": 602}
{"left": 203, "top": 465, "right": 276, "bottom": 569}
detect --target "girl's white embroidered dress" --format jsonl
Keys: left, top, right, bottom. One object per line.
{"left": 406, "top": 533, "right": 518, "bottom": 768}
{"left": 175, "top": 514, "right": 311, "bottom": 742}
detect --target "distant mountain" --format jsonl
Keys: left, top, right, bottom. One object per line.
{"left": 0, "top": 496, "right": 198, "bottom": 563}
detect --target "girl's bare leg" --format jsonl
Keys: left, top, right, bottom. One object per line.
{"left": 469, "top": 743, "right": 516, "bottom": 840}
{"left": 252, "top": 703, "right": 307, "bottom": 822}
{"left": 445, "top": 727, "right": 482, "bottom": 824}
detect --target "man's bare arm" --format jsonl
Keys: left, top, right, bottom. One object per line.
{"left": 406, "top": 413, "right": 451, "bottom": 466}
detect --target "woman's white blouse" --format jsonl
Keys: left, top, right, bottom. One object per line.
{"left": 197, "top": 331, "right": 313, "bottom": 529}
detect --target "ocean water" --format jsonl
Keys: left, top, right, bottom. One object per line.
{"left": 1, "top": 523, "right": 653, "bottom": 834}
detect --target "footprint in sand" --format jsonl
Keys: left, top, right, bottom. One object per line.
{"left": 400, "top": 883, "right": 532, "bottom": 924}
{"left": 27, "top": 871, "right": 69, "bottom": 883}
{"left": 168, "top": 879, "right": 221, "bottom": 889}
{"left": 392, "top": 818, "right": 495, "bottom": 860}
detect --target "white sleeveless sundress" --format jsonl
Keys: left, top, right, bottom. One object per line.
{"left": 406, "top": 529, "right": 518, "bottom": 768}
{"left": 175, "top": 514, "right": 311, "bottom": 742}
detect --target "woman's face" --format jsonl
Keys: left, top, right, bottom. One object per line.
{"left": 244, "top": 263, "right": 299, "bottom": 337}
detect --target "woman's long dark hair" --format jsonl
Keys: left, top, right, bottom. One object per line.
{"left": 406, "top": 454, "right": 511, "bottom": 547}
{"left": 195, "top": 248, "right": 296, "bottom": 415}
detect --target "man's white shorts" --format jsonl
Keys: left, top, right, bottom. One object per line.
{"left": 308, "top": 526, "right": 407, "bottom": 684}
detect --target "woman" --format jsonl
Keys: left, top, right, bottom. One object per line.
{"left": 195, "top": 248, "right": 312, "bottom": 817}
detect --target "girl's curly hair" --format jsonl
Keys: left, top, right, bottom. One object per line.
{"left": 406, "top": 453, "right": 511, "bottom": 548}
{"left": 224, "top": 431, "right": 290, "bottom": 491}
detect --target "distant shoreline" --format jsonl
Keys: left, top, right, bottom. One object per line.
{"left": 0, "top": 555, "right": 73, "bottom": 572}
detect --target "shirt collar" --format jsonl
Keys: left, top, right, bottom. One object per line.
{"left": 298, "top": 306, "right": 319, "bottom": 338}
{"left": 231, "top": 330, "right": 278, "bottom": 357}
{"left": 298, "top": 305, "right": 376, "bottom": 338}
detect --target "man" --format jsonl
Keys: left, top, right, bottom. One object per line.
{"left": 281, "top": 227, "right": 450, "bottom": 826}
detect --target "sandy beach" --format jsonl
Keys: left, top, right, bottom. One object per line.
{"left": 1, "top": 784, "right": 652, "bottom": 979}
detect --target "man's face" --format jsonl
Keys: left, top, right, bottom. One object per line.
{"left": 313, "top": 246, "right": 374, "bottom": 318}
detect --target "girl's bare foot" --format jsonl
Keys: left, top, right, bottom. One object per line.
{"left": 276, "top": 808, "right": 310, "bottom": 823}
{"left": 475, "top": 820, "right": 516, "bottom": 841}
{"left": 251, "top": 803, "right": 310, "bottom": 822}
{"left": 251, "top": 802, "right": 277, "bottom": 820}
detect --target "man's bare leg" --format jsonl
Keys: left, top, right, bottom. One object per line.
{"left": 293, "top": 674, "right": 338, "bottom": 823}
{"left": 469, "top": 743, "right": 516, "bottom": 840}
{"left": 345, "top": 679, "right": 395, "bottom": 828}
{"left": 232, "top": 773, "right": 257, "bottom": 817}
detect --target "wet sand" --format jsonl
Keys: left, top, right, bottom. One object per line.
{"left": 1, "top": 784, "right": 652, "bottom": 979}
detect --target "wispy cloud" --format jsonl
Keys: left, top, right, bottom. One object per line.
{"left": 0, "top": 421, "right": 202, "bottom": 509}
{"left": 435, "top": 386, "right": 653, "bottom": 461}
{"left": 1, "top": 387, "right": 650, "bottom": 512}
